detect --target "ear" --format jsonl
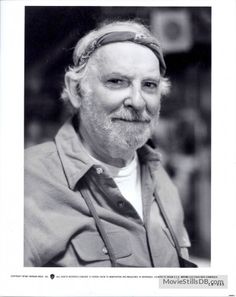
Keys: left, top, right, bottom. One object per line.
{"left": 64, "top": 72, "right": 82, "bottom": 109}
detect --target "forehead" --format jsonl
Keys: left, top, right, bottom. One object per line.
{"left": 89, "top": 42, "right": 161, "bottom": 78}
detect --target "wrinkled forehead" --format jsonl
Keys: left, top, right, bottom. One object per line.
{"left": 88, "top": 42, "right": 161, "bottom": 77}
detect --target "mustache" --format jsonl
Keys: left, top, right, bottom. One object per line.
{"left": 111, "top": 108, "right": 152, "bottom": 123}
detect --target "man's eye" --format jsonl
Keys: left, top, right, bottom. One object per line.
{"left": 105, "top": 78, "right": 128, "bottom": 88}
{"left": 108, "top": 79, "right": 123, "bottom": 84}
{"left": 143, "top": 81, "right": 158, "bottom": 89}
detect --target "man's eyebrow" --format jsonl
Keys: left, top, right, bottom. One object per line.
{"left": 98, "top": 71, "right": 161, "bottom": 81}
{"left": 102, "top": 72, "right": 129, "bottom": 77}
{"left": 99, "top": 72, "right": 131, "bottom": 80}
{"left": 101, "top": 72, "right": 160, "bottom": 78}
{"left": 143, "top": 76, "right": 161, "bottom": 82}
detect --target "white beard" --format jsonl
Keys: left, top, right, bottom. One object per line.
{"left": 79, "top": 94, "right": 159, "bottom": 159}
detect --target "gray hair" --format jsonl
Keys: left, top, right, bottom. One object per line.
{"left": 61, "top": 20, "right": 170, "bottom": 111}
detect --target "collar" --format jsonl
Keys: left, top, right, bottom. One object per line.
{"left": 55, "top": 116, "right": 162, "bottom": 190}
{"left": 55, "top": 117, "right": 94, "bottom": 190}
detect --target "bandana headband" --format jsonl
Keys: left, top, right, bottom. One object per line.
{"left": 75, "top": 31, "right": 166, "bottom": 75}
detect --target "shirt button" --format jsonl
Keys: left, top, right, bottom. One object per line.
{"left": 117, "top": 201, "right": 125, "bottom": 208}
{"left": 96, "top": 167, "right": 103, "bottom": 175}
{"left": 102, "top": 247, "right": 108, "bottom": 255}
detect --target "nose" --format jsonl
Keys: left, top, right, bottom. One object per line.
{"left": 124, "top": 84, "right": 146, "bottom": 111}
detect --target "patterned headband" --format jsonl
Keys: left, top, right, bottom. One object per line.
{"left": 74, "top": 31, "right": 166, "bottom": 75}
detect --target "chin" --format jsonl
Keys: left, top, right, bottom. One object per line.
{"left": 107, "top": 131, "right": 149, "bottom": 158}
{"left": 125, "top": 134, "right": 148, "bottom": 149}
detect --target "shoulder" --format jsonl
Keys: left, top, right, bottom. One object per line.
{"left": 155, "top": 164, "right": 179, "bottom": 195}
{"left": 24, "top": 141, "right": 67, "bottom": 192}
{"left": 25, "top": 141, "right": 57, "bottom": 165}
{"left": 153, "top": 163, "right": 183, "bottom": 218}
{"left": 25, "top": 141, "right": 59, "bottom": 174}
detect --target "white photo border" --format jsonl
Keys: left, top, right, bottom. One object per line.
{"left": 0, "top": 0, "right": 236, "bottom": 296}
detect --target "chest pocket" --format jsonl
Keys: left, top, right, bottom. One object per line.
{"left": 71, "top": 231, "right": 132, "bottom": 264}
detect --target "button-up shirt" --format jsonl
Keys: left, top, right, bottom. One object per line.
{"left": 24, "top": 117, "right": 190, "bottom": 267}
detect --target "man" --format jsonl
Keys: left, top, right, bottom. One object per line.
{"left": 25, "top": 20, "right": 196, "bottom": 267}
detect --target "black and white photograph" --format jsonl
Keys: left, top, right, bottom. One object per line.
{"left": 24, "top": 6, "right": 211, "bottom": 268}
{"left": 0, "top": 0, "right": 236, "bottom": 296}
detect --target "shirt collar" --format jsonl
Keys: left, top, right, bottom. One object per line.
{"left": 55, "top": 117, "right": 95, "bottom": 190}
{"left": 55, "top": 116, "right": 162, "bottom": 190}
{"left": 137, "top": 140, "right": 162, "bottom": 166}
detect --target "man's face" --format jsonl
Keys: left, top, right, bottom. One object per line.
{"left": 78, "top": 42, "right": 162, "bottom": 163}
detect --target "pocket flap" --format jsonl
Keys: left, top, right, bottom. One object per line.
{"left": 71, "top": 231, "right": 132, "bottom": 262}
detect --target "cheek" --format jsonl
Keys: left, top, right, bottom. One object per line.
{"left": 146, "top": 95, "right": 161, "bottom": 115}
{"left": 93, "top": 88, "right": 127, "bottom": 112}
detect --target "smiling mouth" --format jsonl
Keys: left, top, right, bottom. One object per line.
{"left": 112, "top": 118, "right": 150, "bottom": 123}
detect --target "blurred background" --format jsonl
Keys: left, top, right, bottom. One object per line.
{"left": 25, "top": 6, "right": 211, "bottom": 266}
